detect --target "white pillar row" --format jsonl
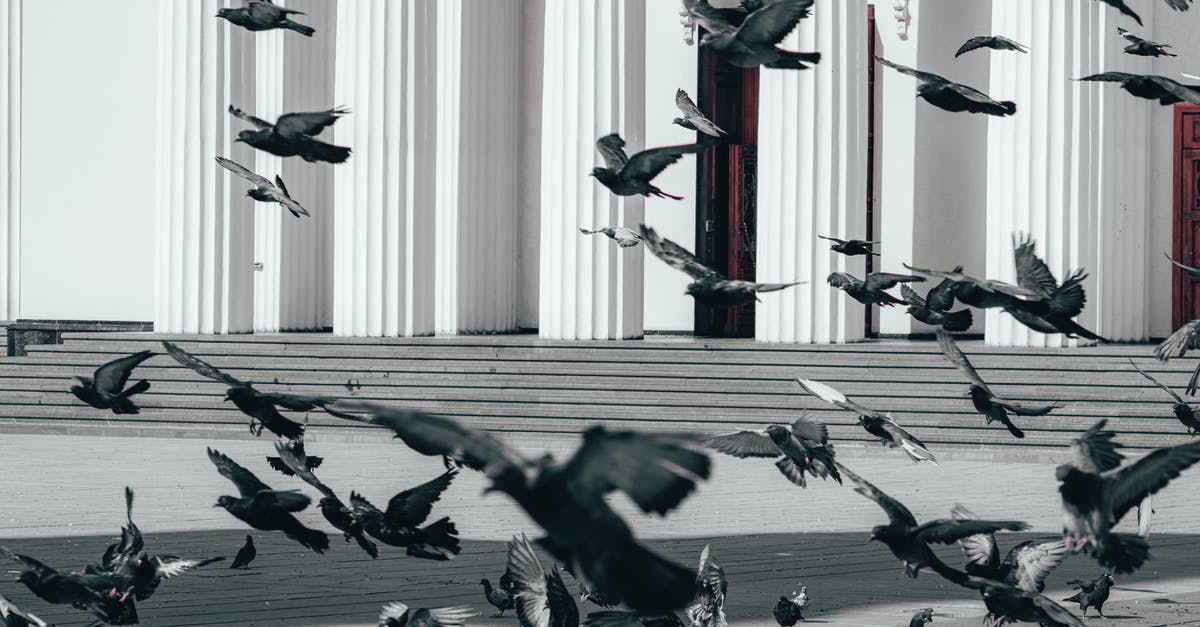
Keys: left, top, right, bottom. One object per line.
{"left": 538, "top": 0, "right": 645, "bottom": 340}
{"left": 434, "top": 0, "right": 521, "bottom": 334}
{"left": 252, "top": 22, "right": 285, "bottom": 332}
{"left": 985, "top": 1, "right": 1149, "bottom": 346}
{"left": 332, "top": 0, "right": 438, "bottom": 336}
{"left": 756, "top": 0, "right": 869, "bottom": 343}
{"left": 154, "top": 0, "right": 256, "bottom": 334}
{"left": 0, "top": 0, "right": 19, "bottom": 322}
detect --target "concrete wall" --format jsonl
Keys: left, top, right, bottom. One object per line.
{"left": 19, "top": 0, "right": 158, "bottom": 321}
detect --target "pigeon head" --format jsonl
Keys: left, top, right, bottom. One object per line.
{"left": 967, "top": 385, "right": 989, "bottom": 401}
{"left": 685, "top": 282, "right": 706, "bottom": 296}
{"left": 215, "top": 8, "right": 234, "bottom": 19}
{"left": 214, "top": 495, "right": 237, "bottom": 510}
{"left": 672, "top": 117, "right": 688, "bottom": 128}
{"left": 247, "top": 188, "right": 274, "bottom": 202}
{"left": 224, "top": 386, "right": 255, "bottom": 403}
{"left": 868, "top": 524, "right": 890, "bottom": 542}
{"left": 590, "top": 168, "right": 619, "bottom": 186}
{"left": 235, "top": 130, "right": 258, "bottom": 143}
{"left": 16, "top": 571, "right": 37, "bottom": 586}
{"left": 764, "top": 425, "right": 791, "bottom": 445}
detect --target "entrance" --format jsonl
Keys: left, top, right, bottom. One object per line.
{"left": 1173, "top": 104, "right": 1200, "bottom": 328}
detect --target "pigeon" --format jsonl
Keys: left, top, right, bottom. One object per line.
{"left": 229, "top": 105, "right": 352, "bottom": 164}
{"left": 1117, "top": 28, "right": 1176, "bottom": 57}
{"left": 876, "top": 57, "right": 1015, "bottom": 116}
{"left": 96, "top": 487, "right": 143, "bottom": 575}
{"left": 329, "top": 400, "right": 711, "bottom": 614}
{"left": 955, "top": 35, "right": 1028, "bottom": 57}
{"left": 682, "top": 0, "right": 821, "bottom": 70}
{"left": 163, "top": 340, "right": 348, "bottom": 439}
{"left": 907, "top": 608, "right": 933, "bottom": 627}
{"left": 216, "top": 0, "right": 315, "bottom": 36}
{"left": 772, "top": 585, "right": 807, "bottom": 626}
{"left": 1156, "top": 320, "right": 1200, "bottom": 394}
{"left": 482, "top": 575, "right": 516, "bottom": 617}
{"left": 348, "top": 471, "right": 462, "bottom": 561}
{"left": 673, "top": 89, "right": 724, "bottom": 137}
{"left": 272, "top": 441, "right": 379, "bottom": 559}
{"left": 902, "top": 283, "right": 973, "bottom": 332}
{"left": 796, "top": 378, "right": 936, "bottom": 463}
{"left": 1127, "top": 358, "right": 1200, "bottom": 435}
{"left": 591, "top": 134, "right": 706, "bottom": 200}
{"left": 641, "top": 224, "right": 802, "bottom": 308}
{"left": 1062, "top": 573, "right": 1114, "bottom": 618}
{"left": 1005, "top": 234, "right": 1108, "bottom": 342}
{"left": 378, "top": 602, "right": 477, "bottom": 627}
{"left": 230, "top": 535, "right": 257, "bottom": 569}
{"left": 266, "top": 437, "right": 324, "bottom": 477}
{"left": 70, "top": 350, "right": 155, "bottom": 415}
{"left": 705, "top": 412, "right": 842, "bottom": 487}
{"left": 827, "top": 272, "right": 924, "bottom": 307}
{"left": 506, "top": 533, "right": 580, "bottom": 627}
{"left": 216, "top": 156, "right": 310, "bottom": 218}
{"left": 207, "top": 447, "right": 330, "bottom": 553}
{"left": 1165, "top": 251, "right": 1200, "bottom": 279}
{"left": 585, "top": 612, "right": 684, "bottom": 627}
{"left": 685, "top": 545, "right": 726, "bottom": 627}
{"left": 579, "top": 226, "right": 643, "bottom": 248}
{"left": 903, "top": 264, "right": 1040, "bottom": 310}
{"left": 0, "top": 547, "right": 128, "bottom": 622}
{"left": 1057, "top": 420, "right": 1200, "bottom": 572}
{"left": 950, "top": 504, "right": 1068, "bottom": 592}
{"left": 1076, "top": 72, "right": 1200, "bottom": 105}
{"left": 838, "top": 465, "right": 1028, "bottom": 578}
{"left": 0, "top": 594, "right": 48, "bottom": 627}
{"left": 927, "top": 560, "right": 1086, "bottom": 627}
{"left": 817, "top": 235, "right": 879, "bottom": 257}
{"left": 937, "top": 330, "right": 1061, "bottom": 439}
{"left": 572, "top": 570, "right": 619, "bottom": 608}
{"left": 1097, "top": 0, "right": 1194, "bottom": 26}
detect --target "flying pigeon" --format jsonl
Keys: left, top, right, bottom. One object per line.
{"left": 272, "top": 441, "right": 380, "bottom": 559}
{"left": 955, "top": 35, "right": 1028, "bottom": 57}
{"left": 349, "top": 471, "right": 462, "bottom": 561}
{"left": 1077, "top": 72, "right": 1200, "bottom": 105}
{"left": 591, "top": 134, "right": 707, "bottom": 200}
{"left": 673, "top": 89, "right": 725, "bottom": 137}
{"left": 705, "top": 412, "right": 841, "bottom": 487}
{"left": 207, "top": 447, "right": 330, "bottom": 553}
{"left": 796, "top": 378, "right": 936, "bottom": 463}
{"left": 1117, "top": 28, "right": 1176, "bottom": 57}
{"left": 378, "top": 602, "right": 477, "bottom": 627}
{"left": 1127, "top": 358, "right": 1200, "bottom": 435}
{"left": 685, "top": 545, "right": 727, "bottom": 627}
{"left": 682, "top": 0, "right": 821, "bottom": 70}
{"left": 951, "top": 503, "right": 1068, "bottom": 592}
{"left": 579, "top": 226, "right": 643, "bottom": 248}
{"left": 216, "top": 156, "right": 310, "bottom": 218}
{"left": 216, "top": 0, "right": 315, "bottom": 36}
{"left": 877, "top": 57, "right": 1016, "bottom": 116}
{"left": 506, "top": 533, "right": 580, "bottom": 627}
{"left": 827, "top": 272, "right": 924, "bottom": 307}
{"left": 70, "top": 350, "right": 155, "bottom": 415}
{"left": 1005, "top": 234, "right": 1108, "bottom": 342}
{"left": 902, "top": 283, "right": 973, "bottom": 332}
{"left": 1155, "top": 319, "right": 1200, "bottom": 394}
{"left": 818, "top": 234, "right": 879, "bottom": 257}
{"left": 229, "top": 105, "right": 352, "bottom": 164}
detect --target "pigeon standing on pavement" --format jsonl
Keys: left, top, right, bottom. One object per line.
{"left": 673, "top": 89, "right": 725, "bottom": 137}
{"left": 216, "top": 1, "right": 315, "bottom": 36}
{"left": 827, "top": 272, "right": 924, "bottom": 307}
{"left": 482, "top": 575, "right": 516, "bottom": 617}
{"left": 207, "top": 448, "right": 330, "bottom": 553}
{"left": 876, "top": 57, "right": 1016, "bottom": 116}
{"left": 772, "top": 585, "right": 807, "bottom": 626}
{"left": 955, "top": 35, "right": 1028, "bottom": 57}
{"left": 907, "top": 608, "right": 934, "bottom": 627}
{"left": 1062, "top": 573, "right": 1114, "bottom": 618}
{"left": 229, "top": 105, "right": 352, "bottom": 164}
{"left": 591, "top": 134, "right": 707, "bottom": 200}
{"left": 818, "top": 234, "right": 879, "bottom": 257}
{"left": 70, "top": 350, "right": 155, "bottom": 415}
{"left": 230, "top": 535, "right": 257, "bottom": 569}
{"left": 216, "top": 156, "right": 311, "bottom": 218}
{"left": 682, "top": 0, "right": 822, "bottom": 70}
{"left": 641, "top": 224, "right": 802, "bottom": 308}
{"left": 579, "top": 226, "right": 643, "bottom": 248}
{"left": 1127, "top": 359, "right": 1200, "bottom": 435}
{"left": 1118, "top": 28, "right": 1176, "bottom": 56}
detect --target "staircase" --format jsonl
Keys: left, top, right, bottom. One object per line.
{"left": 0, "top": 332, "right": 1195, "bottom": 453}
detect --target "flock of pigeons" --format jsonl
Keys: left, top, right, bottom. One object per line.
{"left": 6, "top": 0, "right": 1200, "bottom": 625}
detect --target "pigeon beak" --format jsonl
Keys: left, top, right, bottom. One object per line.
{"left": 212, "top": 502, "right": 221, "bottom": 508}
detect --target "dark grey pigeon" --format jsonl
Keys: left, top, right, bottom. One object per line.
{"left": 229, "top": 105, "right": 352, "bottom": 164}
{"left": 902, "top": 283, "right": 973, "bottom": 332}
{"left": 828, "top": 272, "right": 923, "bottom": 307}
{"left": 1118, "top": 28, "right": 1176, "bottom": 57}
{"left": 904, "top": 263, "right": 1040, "bottom": 310}
{"left": 705, "top": 412, "right": 841, "bottom": 488}
{"left": 208, "top": 448, "right": 330, "bottom": 553}
{"left": 216, "top": 1, "right": 314, "bottom": 36}
{"left": 1077, "top": 72, "right": 1200, "bottom": 105}
{"left": 818, "top": 234, "right": 878, "bottom": 257}
{"left": 216, "top": 157, "right": 310, "bottom": 218}
{"left": 955, "top": 35, "right": 1028, "bottom": 57}
{"left": 877, "top": 57, "right": 1015, "bottom": 116}
{"left": 1005, "top": 234, "right": 1107, "bottom": 342}
{"left": 1062, "top": 573, "right": 1114, "bottom": 618}
{"left": 683, "top": 0, "right": 821, "bottom": 70}
{"left": 591, "top": 134, "right": 707, "bottom": 200}
{"left": 230, "top": 535, "right": 256, "bottom": 569}
{"left": 1097, "top": 0, "right": 1194, "bottom": 25}
{"left": 70, "top": 350, "right": 155, "bottom": 415}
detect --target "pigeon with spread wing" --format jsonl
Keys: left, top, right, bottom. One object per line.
{"left": 349, "top": 470, "right": 462, "bottom": 561}
{"left": 796, "top": 378, "right": 936, "bottom": 463}
{"left": 827, "top": 271, "right": 924, "bottom": 307}
{"left": 591, "top": 134, "right": 707, "bottom": 200}
{"left": 673, "top": 89, "right": 725, "bottom": 137}
{"left": 579, "top": 227, "right": 643, "bottom": 248}
{"left": 217, "top": 0, "right": 315, "bottom": 36}
{"left": 705, "top": 412, "right": 841, "bottom": 487}
{"left": 877, "top": 56, "right": 1016, "bottom": 116}
{"left": 506, "top": 533, "right": 580, "bottom": 627}
{"left": 207, "top": 447, "right": 329, "bottom": 553}
{"left": 682, "top": 0, "right": 821, "bottom": 70}
{"left": 950, "top": 504, "right": 1067, "bottom": 592}
{"left": 1128, "top": 358, "right": 1200, "bottom": 435}
{"left": 818, "top": 234, "right": 879, "bottom": 257}
{"left": 378, "top": 602, "right": 477, "bottom": 627}
{"left": 1005, "top": 234, "right": 1108, "bottom": 342}
{"left": 216, "top": 156, "right": 310, "bottom": 218}
{"left": 1077, "top": 72, "right": 1200, "bottom": 105}
{"left": 229, "top": 104, "right": 352, "bottom": 164}
{"left": 272, "top": 441, "right": 379, "bottom": 558}
{"left": 70, "top": 350, "right": 155, "bottom": 415}
{"left": 955, "top": 35, "right": 1028, "bottom": 57}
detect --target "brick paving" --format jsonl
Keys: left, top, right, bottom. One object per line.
{"left": 2, "top": 431, "right": 1200, "bottom": 625}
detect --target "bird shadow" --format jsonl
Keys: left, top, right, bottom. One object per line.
{"left": 1093, "top": 615, "right": 1139, "bottom": 620}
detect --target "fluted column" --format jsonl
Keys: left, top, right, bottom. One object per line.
{"left": 756, "top": 1, "right": 869, "bottom": 343}
{"left": 985, "top": 1, "right": 1148, "bottom": 346}
{"left": 332, "top": 0, "right": 437, "bottom": 336}
{"left": 252, "top": 20, "right": 285, "bottom": 332}
{"left": 154, "top": 0, "right": 256, "bottom": 334}
{"left": 0, "top": 0, "right": 19, "bottom": 322}
{"left": 434, "top": 0, "right": 520, "bottom": 334}
{"left": 538, "top": 0, "right": 645, "bottom": 340}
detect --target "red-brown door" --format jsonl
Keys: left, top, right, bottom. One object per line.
{"left": 1173, "top": 104, "right": 1200, "bottom": 328}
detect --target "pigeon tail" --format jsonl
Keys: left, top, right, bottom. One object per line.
{"left": 940, "top": 309, "right": 974, "bottom": 333}
{"left": 119, "top": 379, "right": 151, "bottom": 398}
{"left": 406, "top": 517, "right": 461, "bottom": 561}
{"left": 1096, "top": 533, "right": 1149, "bottom": 574}
{"left": 766, "top": 50, "right": 822, "bottom": 70}
{"left": 998, "top": 101, "right": 1017, "bottom": 116}
{"left": 649, "top": 188, "right": 685, "bottom": 201}
{"left": 282, "top": 20, "right": 315, "bottom": 36}
{"left": 354, "top": 531, "right": 380, "bottom": 559}
{"left": 302, "top": 142, "right": 352, "bottom": 164}
{"left": 284, "top": 522, "right": 330, "bottom": 553}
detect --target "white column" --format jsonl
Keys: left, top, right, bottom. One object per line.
{"left": 985, "top": 1, "right": 1148, "bottom": 346}
{"left": 0, "top": 0, "right": 19, "bottom": 322}
{"left": 332, "top": 0, "right": 437, "bottom": 337}
{"left": 756, "top": 1, "right": 869, "bottom": 343}
{"left": 434, "top": 0, "right": 521, "bottom": 335}
{"left": 154, "top": 0, "right": 256, "bottom": 334}
{"left": 538, "top": 0, "right": 645, "bottom": 340}
{"left": 253, "top": 19, "right": 285, "bottom": 332}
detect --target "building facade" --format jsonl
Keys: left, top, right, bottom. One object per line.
{"left": 0, "top": 0, "right": 1196, "bottom": 346}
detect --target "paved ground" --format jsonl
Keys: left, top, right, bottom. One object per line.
{"left": 3, "top": 431, "right": 1200, "bottom": 626}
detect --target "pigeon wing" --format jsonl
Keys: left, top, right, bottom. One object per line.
{"left": 1164, "top": 0, "right": 1194, "bottom": 10}
{"left": 227, "top": 105, "right": 273, "bottom": 130}
{"left": 563, "top": 429, "right": 711, "bottom": 515}
{"left": 675, "top": 89, "right": 706, "bottom": 119}
{"left": 162, "top": 340, "right": 245, "bottom": 387}
{"left": 1148, "top": 75, "right": 1200, "bottom": 105}
{"left": 1068, "top": 420, "right": 1126, "bottom": 474}
{"left": 901, "top": 284, "right": 926, "bottom": 308}
{"left": 153, "top": 556, "right": 225, "bottom": 579}
{"left": 1106, "top": 439, "right": 1200, "bottom": 522}
{"left": 639, "top": 224, "right": 725, "bottom": 281}
{"left": 207, "top": 447, "right": 273, "bottom": 498}
{"left": 795, "top": 377, "right": 889, "bottom": 419}
{"left": 736, "top": 0, "right": 815, "bottom": 47}
{"left": 383, "top": 470, "right": 457, "bottom": 527}
{"left": 875, "top": 56, "right": 948, "bottom": 84}
{"left": 507, "top": 533, "right": 552, "bottom": 627}
{"left": 836, "top": 463, "right": 918, "bottom": 527}
{"left": 271, "top": 441, "right": 336, "bottom": 499}
{"left": 621, "top": 143, "right": 706, "bottom": 181}
{"left": 936, "top": 330, "right": 991, "bottom": 391}
{"left": 1012, "top": 234, "right": 1059, "bottom": 296}
{"left": 1128, "top": 358, "right": 1185, "bottom": 404}
{"left": 595, "top": 134, "right": 629, "bottom": 170}
{"left": 1006, "top": 540, "right": 1068, "bottom": 593}
{"left": 955, "top": 36, "right": 991, "bottom": 57}
{"left": 925, "top": 268, "right": 963, "bottom": 311}
{"left": 215, "top": 156, "right": 272, "bottom": 188}
{"left": 949, "top": 504, "right": 999, "bottom": 567}
{"left": 0, "top": 594, "right": 48, "bottom": 627}
{"left": 274, "top": 107, "right": 349, "bottom": 137}
{"left": 1164, "top": 251, "right": 1200, "bottom": 276}
{"left": 682, "top": 0, "right": 738, "bottom": 36}
{"left": 1028, "top": 593, "right": 1088, "bottom": 627}
{"left": 1155, "top": 320, "right": 1200, "bottom": 360}
{"left": 704, "top": 430, "right": 781, "bottom": 458}
{"left": 0, "top": 547, "right": 57, "bottom": 579}
{"left": 93, "top": 350, "right": 155, "bottom": 394}
{"left": 863, "top": 272, "right": 924, "bottom": 291}
{"left": 416, "top": 607, "right": 480, "bottom": 627}
{"left": 913, "top": 519, "right": 1029, "bottom": 546}
{"left": 791, "top": 412, "right": 829, "bottom": 444}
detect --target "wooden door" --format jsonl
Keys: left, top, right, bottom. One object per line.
{"left": 1173, "top": 104, "right": 1200, "bottom": 328}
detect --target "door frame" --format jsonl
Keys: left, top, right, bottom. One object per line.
{"left": 1173, "top": 104, "right": 1200, "bottom": 328}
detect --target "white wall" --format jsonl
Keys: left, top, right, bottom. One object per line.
{"left": 643, "top": 0, "right": 698, "bottom": 333}
{"left": 19, "top": 0, "right": 158, "bottom": 321}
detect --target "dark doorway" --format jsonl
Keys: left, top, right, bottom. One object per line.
{"left": 1173, "top": 104, "right": 1200, "bottom": 328}
{"left": 866, "top": 5, "right": 879, "bottom": 337}
{"left": 696, "top": 42, "right": 759, "bottom": 337}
